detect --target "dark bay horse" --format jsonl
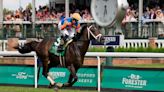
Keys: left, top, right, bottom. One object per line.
{"left": 14, "top": 24, "right": 104, "bottom": 88}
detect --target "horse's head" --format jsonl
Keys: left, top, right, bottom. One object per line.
{"left": 14, "top": 41, "right": 39, "bottom": 54}
{"left": 82, "top": 24, "right": 105, "bottom": 43}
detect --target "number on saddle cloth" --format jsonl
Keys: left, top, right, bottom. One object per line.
{"left": 49, "top": 37, "right": 65, "bottom": 56}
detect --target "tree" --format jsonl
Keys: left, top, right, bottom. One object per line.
{"left": 26, "top": 3, "right": 32, "bottom": 9}
{"left": 3, "top": 8, "right": 13, "bottom": 15}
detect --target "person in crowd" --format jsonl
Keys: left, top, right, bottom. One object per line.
{"left": 82, "top": 8, "right": 92, "bottom": 21}
{"left": 156, "top": 9, "right": 164, "bottom": 37}
{"left": 149, "top": 8, "right": 156, "bottom": 19}
{"left": 156, "top": 9, "right": 164, "bottom": 20}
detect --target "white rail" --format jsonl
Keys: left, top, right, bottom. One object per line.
{"left": 1, "top": 39, "right": 164, "bottom": 51}
{"left": 86, "top": 52, "right": 164, "bottom": 58}
{"left": 0, "top": 51, "right": 37, "bottom": 88}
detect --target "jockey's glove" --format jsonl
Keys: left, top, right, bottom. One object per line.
{"left": 73, "top": 36, "right": 77, "bottom": 41}
{"left": 76, "top": 33, "right": 80, "bottom": 37}
{"left": 73, "top": 33, "right": 80, "bottom": 41}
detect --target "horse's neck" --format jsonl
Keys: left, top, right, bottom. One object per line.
{"left": 78, "top": 25, "right": 91, "bottom": 56}
{"left": 78, "top": 41, "right": 90, "bottom": 56}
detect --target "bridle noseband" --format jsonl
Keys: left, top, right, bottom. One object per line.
{"left": 87, "top": 25, "right": 102, "bottom": 41}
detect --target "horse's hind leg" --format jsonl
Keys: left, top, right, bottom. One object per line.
{"left": 42, "top": 60, "right": 56, "bottom": 88}
{"left": 46, "top": 62, "right": 63, "bottom": 88}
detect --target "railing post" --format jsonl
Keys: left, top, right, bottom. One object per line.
{"left": 97, "top": 56, "right": 101, "bottom": 92}
{"left": 34, "top": 53, "right": 38, "bottom": 88}
{"left": 105, "top": 46, "right": 114, "bottom": 66}
{"left": 138, "top": 0, "right": 143, "bottom": 37}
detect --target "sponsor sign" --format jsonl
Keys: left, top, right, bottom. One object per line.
{"left": 91, "top": 36, "right": 121, "bottom": 46}
{"left": 38, "top": 67, "right": 98, "bottom": 87}
{"left": 1, "top": 65, "right": 164, "bottom": 91}
{"left": 0, "top": 66, "right": 34, "bottom": 85}
{"left": 102, "top": 68, "right": 164, "bottom": 91}
{"left": 122, "top": 74, "right": 147, "bottom": 88}
{"left": 0, "top": 65, "right": 97, "bottom": 87}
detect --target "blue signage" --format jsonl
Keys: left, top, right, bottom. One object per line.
{"left": 91, "top": 36, "right": 120, "bottom": 46}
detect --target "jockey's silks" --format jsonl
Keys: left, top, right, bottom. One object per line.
{"left": 60, "top": 18, "right": 80, "bottom": 32}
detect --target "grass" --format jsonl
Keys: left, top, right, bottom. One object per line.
{"left": 0, "top": 86, "right": 97, "bottom": 92}
{"left": 116, "top": 63, "right": 164, "bottom": 68}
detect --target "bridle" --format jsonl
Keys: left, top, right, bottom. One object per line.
{"left": 87, "top": 25, "right": 102, "bottom": 41}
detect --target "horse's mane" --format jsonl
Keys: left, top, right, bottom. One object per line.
{"left": 80, "top": 24, "right": 87, "bottom": 33}
{"left": 79, "top": 24, "right": 86, "bottom": 36}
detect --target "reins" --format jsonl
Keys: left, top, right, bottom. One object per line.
{"left": 87, "top": 25, "right": 102, "bottom": 42}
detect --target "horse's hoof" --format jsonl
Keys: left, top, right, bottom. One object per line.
{"left": 63, "top": 83, "right": 70, "bottom": 87}
{"left": 48, "top": 83, "right": 55, "bottom": 88}
{"left": 56, "top": 82, "right": 63, "bottom": 88}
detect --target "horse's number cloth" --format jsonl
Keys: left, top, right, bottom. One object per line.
{"left": 49, "top": 37, "right": 65, "bottom": 56}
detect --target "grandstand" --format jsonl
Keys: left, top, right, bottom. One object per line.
{"left": 0, "top": 0, "right": 163, "bottom": 40}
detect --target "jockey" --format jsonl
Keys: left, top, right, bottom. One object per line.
{"left": 57, "top": 13, "right": 81, "bottom": 51}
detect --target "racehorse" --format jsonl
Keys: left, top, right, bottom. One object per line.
{"left": 14, "top": 24, "right": 104, "bottom": 89}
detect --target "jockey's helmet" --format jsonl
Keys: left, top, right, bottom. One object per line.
{"left": 72, "top": 13, "right": 81, "bottom": 21}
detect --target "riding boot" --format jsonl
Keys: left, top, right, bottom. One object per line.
{"left": 57, "top": 45, "right": 64, "bottom": 52}
{"left": 57, "top": 38, "right": 65, "bottom": 52}
{"left": 57, "top": 35, "right": 70, "bottom": 52}
{"left": 63, "top": 35, "right": 69, "bottom": 42}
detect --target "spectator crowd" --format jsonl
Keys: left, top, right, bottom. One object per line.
{"left": 4, "top": 5, "right": 93, "bottom": 22}
{"left": 2, "top": 1, "right": 164, "bottom": 39}
{"left": 122, "top": 1, "right": 164, "bottom": 38}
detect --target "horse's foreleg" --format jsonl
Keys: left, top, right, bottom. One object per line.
{"left": 64, "top": 64, "right": 78, "bottom": 87}
{"left": 63, "top": 74, "right": 73, "bottom": 87}
{"left": 68, "top": 74, "right": 73, "bottom": 83}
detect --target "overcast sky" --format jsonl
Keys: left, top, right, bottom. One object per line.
{"left": 3, "top": 0, "right": 49, "bottom": 10}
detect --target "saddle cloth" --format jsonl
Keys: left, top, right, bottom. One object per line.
{"left": 49, "top": 37, "right": 65, "bottom": 56}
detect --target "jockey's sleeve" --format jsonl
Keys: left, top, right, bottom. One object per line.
{"left": 61, "top": 21, "right": 71, "bottom": 30}
{"left": 61, "top": 22, "right": 67, "bottom": 30}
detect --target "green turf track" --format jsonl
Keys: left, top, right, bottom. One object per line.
{"left": 116, "top": 63, "right": 164, "bottom": 68}
{"left": 0, "top": 86, "right": 97, "bottom": 92}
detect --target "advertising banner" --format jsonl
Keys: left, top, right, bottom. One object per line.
{"left": 91, "top": 36, "right": 121, "bottom": 46}
{"left": 102, "top": 68, "right": 164, "bottom": 91}
{"left": 0, "top": 65, "right": 97, "bottom": 87}
{"left": 0, "top": 65, "right": 34, "bottom": 85}
{"left": 1, "top": 65, "right": 164, "bottom": 91}
{"left": 38, "top": 67, "right": 98, "bottom": 87}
